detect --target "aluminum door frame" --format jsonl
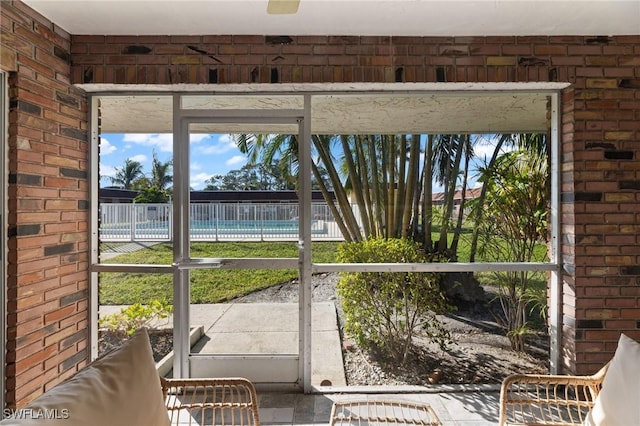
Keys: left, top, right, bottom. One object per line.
{"left": 172, "top": 99, "right": 312, "bottom": 390}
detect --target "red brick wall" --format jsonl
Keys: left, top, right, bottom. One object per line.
{"left": 69, "top": 34, "right": 640, "bottom": 375}
{"left": 1, "top": 1, "right": 89, "bottom": 407}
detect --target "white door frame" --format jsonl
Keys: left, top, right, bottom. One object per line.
{"left": 171, "top": 101, "right": 311, "bottom": 391}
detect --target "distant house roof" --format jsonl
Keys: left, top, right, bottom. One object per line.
{"left": 432, "top": 186, "right": 483, "bottom": 204}
{"left": 99, "top": 187, "right": 140, "bottom": 203}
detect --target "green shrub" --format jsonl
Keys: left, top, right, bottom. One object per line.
{"left": 336, "top": 238, "right": 452, "bottom": 365}
{"left": 99, "top": 300, "right": 173, "bottom": 337}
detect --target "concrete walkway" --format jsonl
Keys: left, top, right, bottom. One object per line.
{"left": 99, "top": 241, "right": 160, "bottom": 260}
{"left": 189, "top": 303, "right": 346, "bottom": 387}
{"left": 99, "top": 302, "right": 346, "bottom": 387}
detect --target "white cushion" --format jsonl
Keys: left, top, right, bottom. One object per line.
{"left": 1, "top": 328, "right": 170, "bottom": 426}
{"left": 585, "top": 333, "right": 640, "bottom": 426}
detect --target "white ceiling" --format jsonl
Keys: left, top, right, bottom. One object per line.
{"left": 23, "top": 0, "right": 640, "bottom": 37}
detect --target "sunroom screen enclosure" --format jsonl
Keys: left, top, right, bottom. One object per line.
{"left": 88, "top": 83, "right": 564, "bottom": 392}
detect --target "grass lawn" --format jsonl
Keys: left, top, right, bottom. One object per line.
{"left": 100, "top": 241, "right": 339, "bottom": 305}
{"left": 100, "top": 237, "right": 549, "bottom": 306}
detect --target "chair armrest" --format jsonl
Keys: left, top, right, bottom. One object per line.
{"left": 161, "top": 377, "right": 260, "bottom": 426}
{"left": 498, "top": 365, "right": 607, "bottom": 426}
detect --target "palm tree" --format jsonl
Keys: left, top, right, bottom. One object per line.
{"left": 468, "top": 133, "right": 548, "bottom": 262}
{"left": 150, "top": 150, "right": 172, "bottom": 190}
{"left": 429, "top": 134, "right": 472, "bottom": 259}
{"left": 474, "top": 143, "right": 549, "bottom": 351}
{"left": 468, "top": 134, "right": 515, "bottom": 262}
{"left": 236, "top": 133, "right": 363, "bottom": 241}
{"left": 110, "top": 158, "right": 144, "bottom": 190}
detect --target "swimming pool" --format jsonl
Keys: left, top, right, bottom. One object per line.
{"left": 100, "top": 219, "right": 328, "bottom": 240}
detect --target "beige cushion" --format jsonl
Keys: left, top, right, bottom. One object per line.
{"left": 585, "top": 333, "right": 640, "bottom": 426}
{"left": 1, "top": 328, "right": 170, "bottom": 426}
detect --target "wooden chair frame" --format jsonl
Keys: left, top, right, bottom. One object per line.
{"left": 161, "top": 377, "right": 260, "bottom": 426}
{"left": 330, "top": 399, "right": 442, "bottom": 426}
{"left": 498, "top": 365, "right": 607, "bottom": 426}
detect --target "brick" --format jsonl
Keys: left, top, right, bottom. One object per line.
{"left": 576, "top": 319, "right": 603, "bottom": 329}
{"left": 18, "top": 90, "right": 58, "bottom": 110}
{"left": 59, "top": 311, "right": 87, "bottom": 330}
{"left": 43, "top": 242, "right": 74, "bottom": 257}
{"left": 605, "top": 255, "right": 635, "bottom": 265}
{"left": 152, "top": 44, "right": 185, "bottom": 55}
{"left": 44, "top": 283, "right": 77, "bottom": 302}
{"left": 43, "top": 324, "right": 77, "bottom": 347}
{"left": 59, "top": 126, "right": 86, "bottom": 140}
{"left": 59, "top": 350, "right": 87, "bottom": 373}
{"left": 60, "top": 329, "right": 87, "bottom": 350}
{"left": 621, "top": 309, "right": 640, "bottom": 319}
{"left": 585, "top": 78, "right": 619, "bottom": 89}
{"left": 604, "top": 131, "right": 634, "bottom": 140}
{"left": 170, "top": 55, "right": 200, "bottom": 65}
{"left": 43, "top": 305, "right": 76, "bottom": 325}
{"left": 60, "top": 289, "right": 87, "bottom": 307}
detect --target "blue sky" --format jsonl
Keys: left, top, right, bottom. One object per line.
{"left": 99, "top": 133, "right": 246, "bottom": 189}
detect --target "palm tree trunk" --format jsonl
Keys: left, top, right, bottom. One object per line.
{"left": 438, "top": 135, "right": 464, "bottom": 255}
{"left": 386, "top": 135, "right": 397, "bottom": 238}
{"left": 469, "top": 134, "right": 510, "bottom": 262}
{"left": 311, "top": 162, "right": 355, "bottom": 242}
{"left": 396, "top": 135, "right": 407, "bottom": 237}
{"left": 451, "top": 135, "right": 471, "bottom": 257}
{"left": 402, "top": 134, "right": 421, "bottom": 238}
{"left": 369, "top": 135, "right": 384, "bottom": 237}
{"left": 313, "top": 135, "right": 362, "bottom": 241}
{"left": 355, "top": 136, "right": 376, "bottom": 237}
{"left": 422, "top": 135, "right": 434, "bottom": 251}
{"left": 381, "top": 135, "right": 391, "bottom": 238}
{"left": 340, "top": 135, "right": 371, "bottom": 237}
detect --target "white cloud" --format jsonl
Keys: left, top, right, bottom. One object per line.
{"left": 218, "top": 134, "right": 233, "bottom": 143}
{"left": 190, "top": 133, "right": 212, "bottom": 143}
{"left": 122, "top": 133, "right": 173, "bottom": 152}
{"left": 130, "top": 154, "right": 147, "bottom": 163}
{"left": 473, "top": 135, "right": 514, "bottom": 162}
{"left": 100, "top": 163, "right": 116, "bottom": 178}
{"left": 190, "top": 172, "right": 213, "bottom": 190}
{"left": 226, "top": 155, "right": 245, "bottom": 167}
{"left": 197, "top": 134, "right": 238, "bottom": 155}
{"left": 99, "top": 137, "right": 117, "bottom": 155}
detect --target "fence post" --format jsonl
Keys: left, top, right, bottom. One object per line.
{"left": 130, "top": 203, "right": 135, "bottom": 242}
{"left": 260, "top": 203, "right": 264, "bottom": 242}
{"left": 168, "top": 203, "right": 173, "bottom": 242}
{"left": 215, "top": 203, "right": 219, "bottom": 242}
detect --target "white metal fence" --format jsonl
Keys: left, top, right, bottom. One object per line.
{"left": 99, "top": 202, "right": 348, "bottom": 242}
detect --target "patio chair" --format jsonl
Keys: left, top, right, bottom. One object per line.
{"left": 162, "top": 377, "right": 260, "bottom": 426}
{"left": 498, "top": 365, "right": 607, "bottom": 426}
{"left": 330, "top": 399, "right": 442, "bottom": 426}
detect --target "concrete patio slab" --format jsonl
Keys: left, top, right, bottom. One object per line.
{"left": 190, "top": 302, "right": 346, "bottom": 387}
{"left": 99, "top": 302, "right": 346, "bottom": 387}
